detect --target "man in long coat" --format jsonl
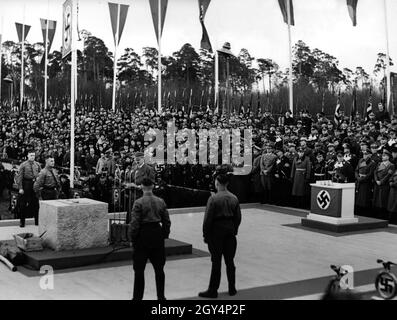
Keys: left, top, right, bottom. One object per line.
{"left": 373, "top": 150, "right": 395, "bottom": 219}
{"left": 355, "top": 145, "right": 376, "bottom": 217}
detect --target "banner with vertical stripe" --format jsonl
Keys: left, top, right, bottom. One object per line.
{"left": 278, "top": 0, "right": 295, "bottom": 26}
{"left": 40, "top": 19, "right": 57, "bottom": 51}
{"left": 15, "top": 23, "right": 31, "bottom": 43}
{"left": 198, "top": 0, "right": 212, "bottom": 53}
{"left": 149, "top": 0, "right": 168, "bottom": 44}
{"left": 108, "top": 2, "right": 129, "bottom": 46}
{"left": 347, "top": 0, "right": 358, "bottom": 26}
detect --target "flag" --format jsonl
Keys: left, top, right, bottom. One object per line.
{"left": 149, "top": 0, "right": 168, "bottom": 44}
{"left": 347, "top": 0, "right": 358, "bottom": 27}
{"left": 365, "top": 88, "right": 373, "bottom": 121}
{"left": 239, "top": 94, "right": 244, "bottom": 114}
{"left": 257, "top": 91, "right": 261, "bottom": 114}
{"left": 62, "top": 0, "right": 73, "bottom": 58}
{"left": 40, "top": 19, "right": 57, "bottom": 65}
{"left": 108, "top": 2, "right": 129, "bottom": 46}
{"left": 40, "top": 19, "right": 57, "bottom": 51}
{"left": 206, "top": 87, "right": 211, "bottom": 111}
{"left": 350, "top": 87, "right": 357, "bottom": 123}
{"left": 198, "top": 0, "right": 212, "bottom": 53}
{"left": 15, "top": 23, "right": 31, "bottom": 43}
{"left": 278, "top": 0, "right": 295, "bottom": 26}
{"left": 199, "top": 89, "right": 204, "bottom": 108}
{"left": 334, "top": 92, "right": 341, "bottom": 125}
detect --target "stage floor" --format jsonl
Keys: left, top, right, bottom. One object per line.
{"left": 0, "top": 205, "right": 396, "bottom": 300}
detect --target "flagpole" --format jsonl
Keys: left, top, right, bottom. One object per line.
{"left": 44, "top": 1, "right": 49, "bottom": 111}
{"left": 70, "top": 0, "right": 77, "bottom": 189}
{"left": 383, "top": 0, "right": 392, "bottom": 116}
{"left": 0, "top": 16, "right": 3, "bottom": 106}
{"left": 214, "top": 50, "right": 219, "bottom": 113}
{"left": 157, "top": 0, "right": 162, "bottom": 115}
{"left": 287, "top": 0, "right": 293, "bottom": 116}
{"left": 20, "top": 4, "right": 26, "bottom": 112}
{"left": 112, "top": 4, "right": 120, "bottom": 113}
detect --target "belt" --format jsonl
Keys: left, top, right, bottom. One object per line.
{"left": 296, "top": 169, "right": 306, "bottom": 171}
{"left": 314, "top": 173, "right": 325, "bottom": 176}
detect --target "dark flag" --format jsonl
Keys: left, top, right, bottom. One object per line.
{"left": 350, "top": 87, "right": 357, "bottom": 123}
{"left": 334, "top": 91, "right": 341, "bottom": 125}
{"left": 239, "top": 94, "right": 244, "bottom": 114}
{"left": 149, "top": 0, "right": 168, "bottom": 44}
{"left": 198, "top": 0, "right": 212, "bottom": 53}
{"left": 15, "top": 23, "right": 31, "bottom": 43}
{"left": 365, "top": 88, "right": 373, "bottom": 122}
{"left": 40, "top": 19, "right": 57, "bottom": 50}
{"left": 40, "top": 19, "right": 57, "bottom": 65}
{"left": 108, "top": 2, "right": 130, "bottom": 46}
{"left": 278, "top": 0, "right": 295, "bottom": 26}
{"left": 257, "top": 91, "right": 261, "bottom": 115}
{"left": 347, "top": 0, "right": 358, "bottom": 27}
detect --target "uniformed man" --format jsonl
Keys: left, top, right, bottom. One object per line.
{"left": 331, "top": 151, "right": 355, "bottom": 183}
{"left": 16, "top": 151, "right": 41, "bottom": 227}
{"left": 129, "top": 178, "right": 171, "bottom": 300}
{"left": 34, "top": 156, "right": 61, "bottom": 201}
{"left": 125, "top": 152, "right": 156, "bottom": 215}
{"left": 260, "top": 144, "right": 277, "bottom": 204}
{"left": 355, "top": 145, "right": 376, "bottom": 217}
{"left": 373, "top": 150, "right": 395, "bottom": 219}
{"left": 313, "top": 151, "right": 327, "bottom": 181}
{"left": 199, "top": 171, "right": 242, "bottom": 299}
{"left": 273, "top": 149, "right": 291, "bottom": 206}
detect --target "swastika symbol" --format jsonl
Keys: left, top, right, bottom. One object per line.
{"left": 317, "top": 190, "right": 331, "bottom": 210}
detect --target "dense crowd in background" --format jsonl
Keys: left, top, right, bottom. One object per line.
{"left": 0, "top": 102, "right": 397, "bottom": 222}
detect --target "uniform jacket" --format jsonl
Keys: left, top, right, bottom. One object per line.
{"left": 387, "top": 170, "right": 397, "bottom": 213}
{"left": 291, "top": 156, "right": 311, "bottom": 196}
{"left": 17, "top": 160, "right": 41, "bottom": 189}
{"left": 203, "top": 190, "right": 242, "bottom": 240}
{"left": 33, "top": 167, "right": 60, "bottom": 197}
{"left": 129, "top": 193, "right": 171, "bottom": 241}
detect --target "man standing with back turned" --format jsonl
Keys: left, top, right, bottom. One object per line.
{"left": 129, "top": 178, "right": 171, "bottom": 300}
{"left": 199, "top": 168, "right": 242, "bottom": 298}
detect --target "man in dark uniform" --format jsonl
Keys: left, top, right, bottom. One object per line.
{"left": 331, "top": 151, "right": 355, "bottom": 183}
{"left": 34, "top": 156, "right": 61, "bottom": 201}
{"left": 313, "top": 151, "right": 327, "bottom": 181}
{"left": 199, "top": 171, "right": 242, "bottom": 299}
{"left": 129, "top": 178, "right": 171, "bottom": 300}
{"left": 260, "top": 144, "right": 277, "bottom": 204}
{"left": 355, "top": 144, "right": 376, "bottom": 217}
{"left": 273, "top": 149, "right": 291, "bottom": 206}
{"left": 17, "top": 150, "right": 41, "bottom": 227}
{"left": 125, "top": 152, "right": 157, "bottom": 222}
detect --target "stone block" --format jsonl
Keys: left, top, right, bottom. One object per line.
{"left": 38, "top": 198, "right": 109, "bottom": 251}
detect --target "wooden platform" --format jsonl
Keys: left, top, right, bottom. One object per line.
{"left": 22, "top": 239, "right": 192, "bottom": 270}
{"left": 301, "top": 216, "right": 389, "bottom": 233}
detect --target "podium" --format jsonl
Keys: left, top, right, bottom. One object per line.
{"left": 302, "top": 181, "right": 388, "bottom": 232}
{"left": 307, "top": 182, "right": 358, "bottom": 225}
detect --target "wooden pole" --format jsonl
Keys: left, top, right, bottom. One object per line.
{"left": 287, "top": 0, "right": 294, "bottom": 116}
{"left": 112, "top": 3, "right": 120, "bottom": 113}
{"left": 157, "top": 0, "right": 162, "bottom": 114}
{"left": 384, "top": 0, "right": 392, "bottom": 116}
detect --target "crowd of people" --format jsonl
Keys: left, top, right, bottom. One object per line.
{"left": 0, "top": 102, "right": 397, "bottom": 222}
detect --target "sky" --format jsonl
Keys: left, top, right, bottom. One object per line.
{"left": 0, "top": 0, "right": 396, "bottom": 74}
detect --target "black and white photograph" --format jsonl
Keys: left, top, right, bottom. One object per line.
{"left": 0, "top": 0, "right": 397, "bottom": 307}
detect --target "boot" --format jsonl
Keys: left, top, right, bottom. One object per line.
{"left": 198, "top": 290, "right": 218, "bottom": 298}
